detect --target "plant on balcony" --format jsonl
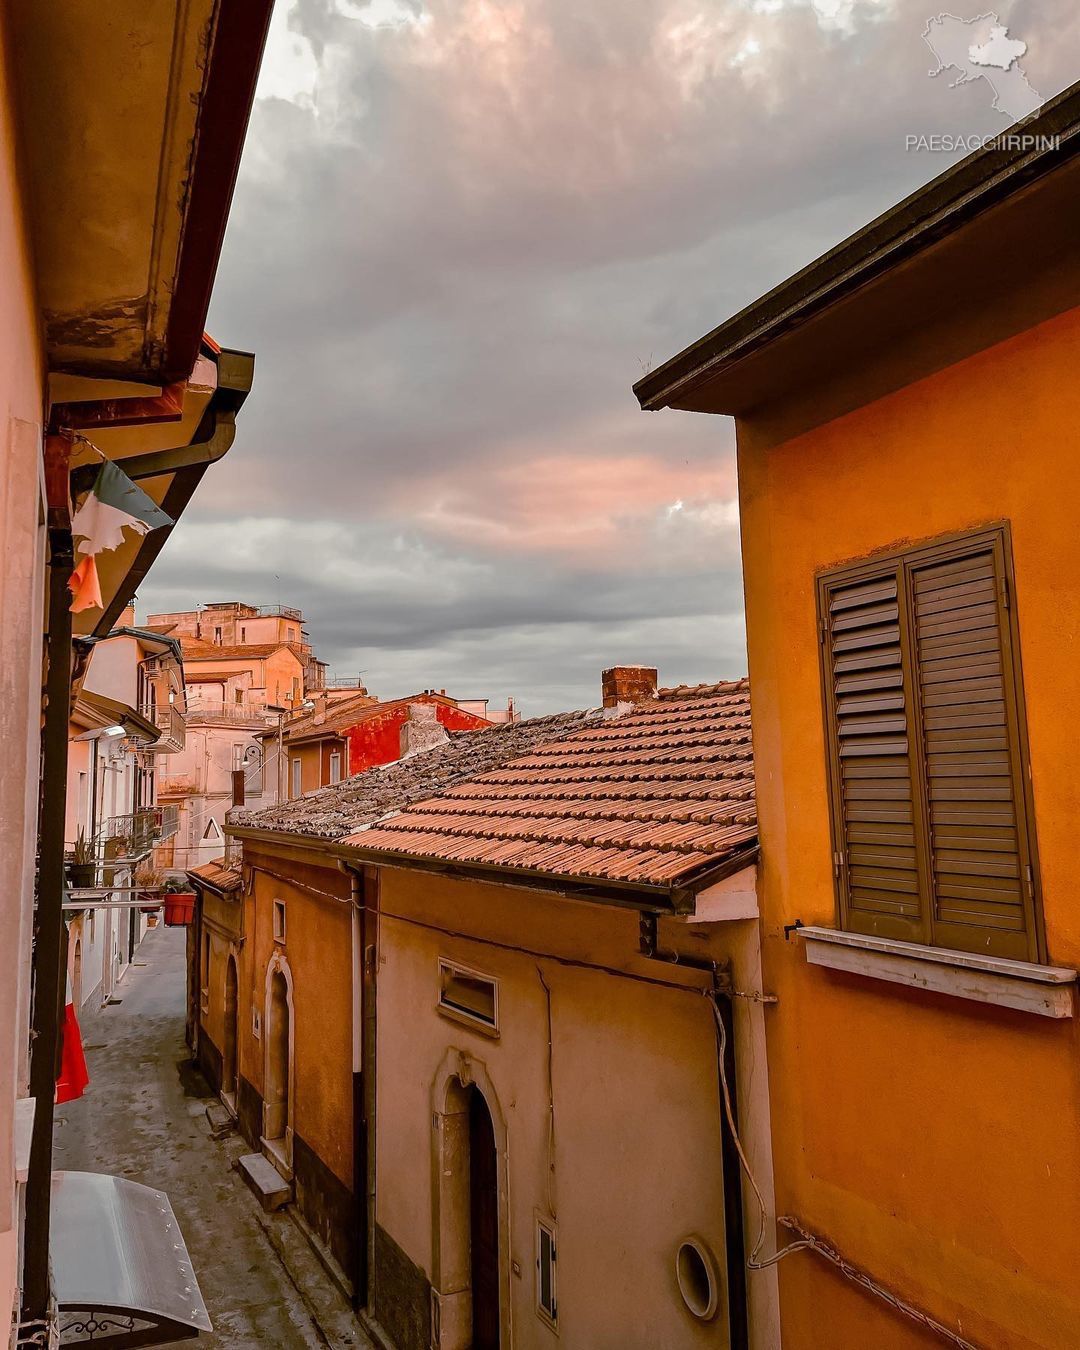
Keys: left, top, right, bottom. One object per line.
{"left": 65, "top": 828, "right": 96, "bottom": 890}
{"left": 162, "top": 873, "right": 196, "bottom": 927}
{"left": 134, "top": 861, "right": 166, "bottom": 911}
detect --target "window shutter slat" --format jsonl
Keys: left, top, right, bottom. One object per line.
{"left": 909, "top": 543, "right": 1036, "bottom": 959}
{"left": 823, "top": 570, "right": 926, "bottom": 939}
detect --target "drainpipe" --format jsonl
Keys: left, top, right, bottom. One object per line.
{"left": 338, "top": 861, "right": 372, "bottom": 1310}
{"left": 636, "top": 910, "right": 749, "bottom": 1350}
{"left": 21, "top": 496, "right": 75, "bottom": 1328}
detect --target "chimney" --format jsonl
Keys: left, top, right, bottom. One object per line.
{"left": 400, "top": 702, "right": 449, "bottom": 758}
{"left": 602, "top": 666, "right": 658, "bottom": 709}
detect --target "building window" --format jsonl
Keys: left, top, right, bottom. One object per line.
{"left": 240, "top": 626, "right": 247, "bottom": 642}
{"left": 818, "top": 525, "right": 1042, "bottom": 962}
{"left": 329, "top": 751, "right": 341, "bottom": 784}
{"left": 287, "top": 627, "right": 296, "bottom": 642}
{"left": 273, "top": 899, "right": 286, "bottom": 943}
{"left": 291, "top": 758, "right": 302, "bottom": 799}
{"left": 214, "top": 626, "right": 222, "bottom": 644}
{"left": 536, "top": 1218, "right": 557, "bottom": 1327}
{"left": 437, "top": 959, "right": 498, "bottom": 1033}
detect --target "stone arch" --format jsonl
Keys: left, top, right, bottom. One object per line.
{"left": 429, "top": 1048, "right": 512, "bottom": 1350}
{"left": 263, "top": 950, "right": 295, "bottom": 1175}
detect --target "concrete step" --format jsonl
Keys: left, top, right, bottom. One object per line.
{"left": 237, "top": 1152, "right": 293, "bottom": 1212}
{"left": 205, "top": 1102, "right": 235, "bottom": 1140}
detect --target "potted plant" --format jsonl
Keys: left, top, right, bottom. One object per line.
{"left": 162, "top": 874, "right": 196, "bottom": 927}
{"left": 134, "top": 861, "right": 165, "bottom": 913}
{"left": 66, "top": 828, "right": 96, "bottom": 890}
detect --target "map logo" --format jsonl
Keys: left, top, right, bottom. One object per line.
{"left": 922, "top": 12, "right": 1043, "bottom": 121}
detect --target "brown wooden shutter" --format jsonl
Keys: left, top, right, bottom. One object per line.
{"left": 908, "top": 535, "right": 1039, "bottom": 961}
{"left": 821, "top": 567, "right": 929, "bottom": 943}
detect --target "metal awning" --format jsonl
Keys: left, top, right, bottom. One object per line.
{"left": 51, "top": 1171, "right": 211, "bottom": 1347}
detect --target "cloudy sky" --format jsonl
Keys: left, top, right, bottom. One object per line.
{"left": 139, "top": 0, "right": 1078, "bottom": 714}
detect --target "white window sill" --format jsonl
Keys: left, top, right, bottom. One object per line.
{"left": 798, "top": 926, "right": 1077, "bottom": 1019}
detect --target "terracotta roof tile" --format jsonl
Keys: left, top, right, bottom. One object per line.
{"left": 343, "top": 679, "right": 755, "bottom": 890}
{"left": 186, "top": 856, "right": 242, "bottom": 893}
{"left": 233, "top": 678, "right": 757, "bottom": 891}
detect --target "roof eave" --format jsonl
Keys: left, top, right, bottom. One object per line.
{"left": 227, "top": 824, "right": 759, "bottom": 915}
{"left": 633, "top": 81, "right": 1080, "bottom": 415}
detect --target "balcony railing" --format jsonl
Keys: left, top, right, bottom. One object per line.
{"left": 138, "top": 702, "right": 185, "bottom": 746}
{"left": 184, "top": 699, "right": 276, "bottom": 727}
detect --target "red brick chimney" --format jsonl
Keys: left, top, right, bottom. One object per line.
{"left": 601, "top": 666, "right": 658, "bottom": 709}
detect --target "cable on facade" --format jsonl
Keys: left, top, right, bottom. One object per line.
{"left": 707, "top": 993, "right": 983, "bottom": 1350}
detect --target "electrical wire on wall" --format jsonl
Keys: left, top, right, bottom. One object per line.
{"left": 707, "top": 992, "right": 982, "bottom": 1350}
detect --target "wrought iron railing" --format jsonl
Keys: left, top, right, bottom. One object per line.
{"left": 138, "top": 702, "right": 185, "bottom": 744}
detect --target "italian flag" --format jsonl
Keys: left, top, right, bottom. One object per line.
{"left": 69, "top": 460, "right": 173, "bottom": 613}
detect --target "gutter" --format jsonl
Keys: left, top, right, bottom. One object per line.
{"left": 633, "top": 80, "right": 1080, "bottom": 413}
{"left": 87, "top": 349, "right": 254, "bottom": 638}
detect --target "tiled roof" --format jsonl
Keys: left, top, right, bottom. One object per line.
{"left": 186, "top": 857, "right": 242, "bottom": 893}
{"left": 179, "top": 637, "right": 303, "bottom": 662}
{"left": 231, "top": 680, "right": 756, "bottom": 892}
{"left": 346, "top": 681, "right": 754, "bottom": 889}
{"left": 229, "top": 708, "right": 604, "bottom": 839}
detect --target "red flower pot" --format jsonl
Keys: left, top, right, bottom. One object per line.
{"left": 163, "top": 892, "right": 195, "bottom": 926}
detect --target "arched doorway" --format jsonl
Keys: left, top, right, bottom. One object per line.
{"left": 264, "top": 963, "right": 292, "bottom": 1171}
{"left": 222, "top": 955, "right": 238, "bottom": 1108}
{"left": 468, "top": 1087, "right": 500, "bottom": 1350}
{"left": 430, "top": 1060, "right": 506, "bottom": 1350}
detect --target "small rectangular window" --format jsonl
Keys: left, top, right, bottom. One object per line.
{"left": 329, "top": 751, "right": 342, "bottom": 784}
{"left": 273, "top": 900, "right": 286, "bottom": 943}
{"left": 536, "top": 1218, "right": 557, "bottom": 1327}
{"left": 438, "top": 960, "right": 497, "bottom": 1032}
{"left": 291, "top": 758, "right": 302, "bottom": 799}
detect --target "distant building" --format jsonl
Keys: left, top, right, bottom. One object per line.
{"left": 65, "top": 609, "right": 185, "bottom": 1010}
{"left": 149, "top": 603, "right": 327, "bottom": 871}
{"left": 266, "top": 691, "right": 498, "bottom": 799}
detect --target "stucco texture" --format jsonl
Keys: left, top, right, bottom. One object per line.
{"left": 738, "top": 301, "right": 1080, "bottom": 1348}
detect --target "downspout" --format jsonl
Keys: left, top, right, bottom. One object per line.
{"left": 338, "top": 861, "right": 372, "bottom": 1310}
{"left": 637, "top": 911, "right": 750, "bottom": 1350}
{"left": 21, "top": 447, "right": 75, "bottom": 1332}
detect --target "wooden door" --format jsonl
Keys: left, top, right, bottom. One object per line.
{"left": 468, "top": 1088, "right": 500, "bottom": 1349}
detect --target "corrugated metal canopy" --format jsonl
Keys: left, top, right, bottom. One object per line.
{"left": 51, "top": 1171, "right": 211, "bottom": 1347}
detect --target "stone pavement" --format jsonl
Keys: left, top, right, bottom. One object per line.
{"left": 54, "top": 923, "right": 372, "bottom": 1349}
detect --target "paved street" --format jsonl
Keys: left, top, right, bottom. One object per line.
{"left": 54, "top": 923, "right": 367, "bottom": 1349}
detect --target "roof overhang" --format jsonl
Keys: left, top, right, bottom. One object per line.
{"left": 228, "top": 824, "right": 760, "bottom": 916}
{"left": 51, "top": 1170, "right": 212, "bottom": 1348}
{"left": 62, "top": 345, "right": 254, "bottom": 639}
{"left": 633, "top": 81, "right": 1080, "bottom": 441}
{"left": 10, "top": 0, "right": 272, "bottom": 384}
{"left": 71, "top": 691, "right": 158, "bottom": 745}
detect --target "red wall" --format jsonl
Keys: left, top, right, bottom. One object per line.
{"left": 345, "top": 698, "right": 490, "bottom": 775}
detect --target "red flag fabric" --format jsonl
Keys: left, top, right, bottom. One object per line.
{"left": 55, "top": 1002, "right": 89, "bottom": 1104}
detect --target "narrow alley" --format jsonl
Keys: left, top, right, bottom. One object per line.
{"left": 54, "top": 924, "right": 368, "bottom": 1349}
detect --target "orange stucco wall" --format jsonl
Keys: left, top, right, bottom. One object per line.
{"left": 238, "top": 851, "right": 354, "bottom": 1186}
{"left": 737, "top": 300, "right": 1080, "bottom": 1348}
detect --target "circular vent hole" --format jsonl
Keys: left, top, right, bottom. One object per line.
{"left": 675, "top": 1236, "right": 720, "bottom": 1322}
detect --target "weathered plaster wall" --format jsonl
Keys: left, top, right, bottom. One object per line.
{"left": 345, "top": 700, "right": 490, "bottom": 775}
{"left": 374, "top": 870, "right": 759, "bottom": 1350}
{"left": 738, "top": 299, "right": 1080, "bottom": 1349}
{"left": 0, "top": 6, "right": 44, "bottom": 1325}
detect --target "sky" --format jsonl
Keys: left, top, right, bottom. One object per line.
{"left": 138, "top": 0, "right": 1079, "bottom": 715}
